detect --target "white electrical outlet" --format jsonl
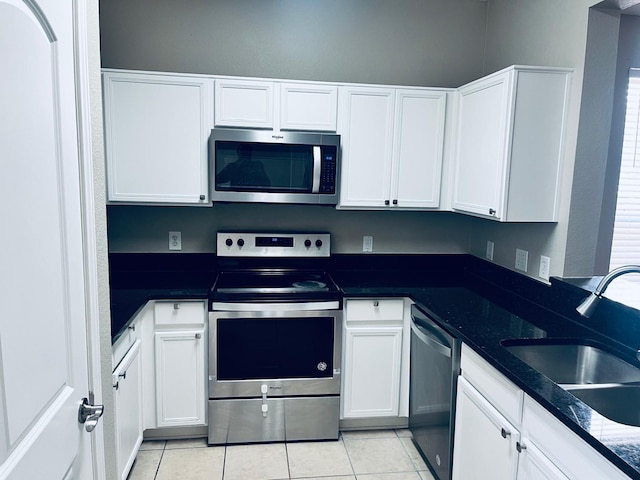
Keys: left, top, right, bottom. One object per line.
{"left": 515, "top": 248, "right": 528, "bottom": 272}
{"left": 363, "top": 235, "right": 373, "bottom": 253}
{"left": 169, "top": 231, "right": 182, "bottom": 251}
{"left": 539, "top": 255, "right": 551, "bottom": 281}
{"left": 486, "top": 240, "right": 494, "bottom": 261}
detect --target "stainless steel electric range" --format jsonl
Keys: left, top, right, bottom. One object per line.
{"left": 207, "top": 232, "right": 343, "bottom": 445}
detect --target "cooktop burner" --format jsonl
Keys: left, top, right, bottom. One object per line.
{"left": 210, "top": 232, "right": 342, "bottom": 306}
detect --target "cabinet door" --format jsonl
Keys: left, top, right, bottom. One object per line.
{"left": 113, "top": 339, "right": 143, "bottom": 480}
{"left": 517, "top": 440, "right": 569, "bottom": 480}
{"left": 391, "top": 90, "right": 447, "bottom": 208}
{"left": 280, "top": 83, "right": 338, "bottom": 131}
{"left": 341, "top": 326, "right": 403, "bottom": 418}
{"left": 155, "top": 329, "right": 206, "bottom": 427}
{"left": 452, "top": 376, "right": 519, "bottom": 480}
{"left": 215, "top": 79, "right": 274, "bottom": 128}
{"left": 339, "top": 87, "right": 395, "bottom": 207}
{"left": 102, "top": 72, "right": 213, "bottom": 204}
{"left": 452, "top": 72, "right": 511, "bottom": 219}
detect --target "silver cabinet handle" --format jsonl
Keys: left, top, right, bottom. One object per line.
{"left": 127, "top": 324, "right": 135, "bottom": 331}
{"left": 373, "top": 300, "right": 379, "bottom": 307}
{"left": 501, "top": 428, "right": 511, "bottom": 438}
{"left": 200, "top": 194, "right": 205, "bottom": 201}
{"left": 489, "top": 208, "right": 496, "bottom": 215}
{"left": 195, "top": 333, "right": 202, "bottom": 339}
{"left": 516, "top": 441, "right": 527, "bottom": 453}
{"left": 78, "top": 397, "right": 104, "bottom": 433}
{"left": 173, "top": 303, "right": 180, "bottom": 310}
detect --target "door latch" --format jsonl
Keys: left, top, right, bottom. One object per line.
{"left": 78, "top": 397, "right": 104, "bottom": 432}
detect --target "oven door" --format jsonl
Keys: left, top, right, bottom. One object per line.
{"left": 209, "top": 305, "right": 343, "bottom": 398}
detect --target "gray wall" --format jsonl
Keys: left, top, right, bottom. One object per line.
{"left": 468, "top": 0, "right": 596, "bottom": 279}
{"left": 107, "top": 205, "right": 471, "bottom": 254}
{"left": 99, "top": 0, "right": 488, "bottom": 88}
{"left": 593, "top": 14, "right": 640, "bottom": 273}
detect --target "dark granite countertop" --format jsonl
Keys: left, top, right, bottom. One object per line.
{"left": 108, "top": 253, "right": 640, "bottom": 478}
{"left": 332, "top": 268, "right": 640, "bottom": 480}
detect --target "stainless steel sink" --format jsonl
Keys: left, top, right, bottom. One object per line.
{"left": 503, "top": 342, "right": 640, "bottom": 385}
{"left": 502, "top": 340, "right": 640, "bottom": 426}
{"left": 566, "top": 385, "right": 640, "bottom": 427}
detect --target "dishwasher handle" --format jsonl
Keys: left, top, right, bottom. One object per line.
{"left": 411, "top": 308, "right": 452, "bottom": 358}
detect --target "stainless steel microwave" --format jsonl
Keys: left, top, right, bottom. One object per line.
{"left": 209, "top": 128, "right": 340, "bottom": 205}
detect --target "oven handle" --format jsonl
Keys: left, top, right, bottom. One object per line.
{"left": 210, "top": 300, "right": 341, "bottom": 311}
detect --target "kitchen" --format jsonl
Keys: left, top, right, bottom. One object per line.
{"left": 99, "top": 0, "right": 640, "bottom": 479}
{"left": 3, "top": 0, "right": 640, "bottom": 479}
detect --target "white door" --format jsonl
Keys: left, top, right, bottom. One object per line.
{"left": 452, "top": 377, "right": 519, "bottom": 480}
{"left": 341, "top": 326, "right": 403, "bottom": 418}
{"left": 0, "top": 0, "right": 95, "bottom": 478}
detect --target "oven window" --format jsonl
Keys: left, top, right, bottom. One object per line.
{"left": 215, "top": 141, "right": 313, "bottom": 193}
{"left": 216, "top": 316, "right": 334, "bottom": 380}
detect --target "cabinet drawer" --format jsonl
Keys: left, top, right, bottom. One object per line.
{"left": 345, "top": 298, "right": 404, "bottom": 323}
{"left": 154, "top": 301, "right": 205, "bottom": 326}
{"left": 461, "top": 344, "right": 523, "bottom": 426}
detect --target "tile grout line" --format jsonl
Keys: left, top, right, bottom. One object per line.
{"left": 221, "top": 444, "right": 227, "bottom": 480}
{"left": 152, "top": 441, "right": 167, "bottom": 480}
{"left": 284, "top": 442, "right": 291, "bottom": 480}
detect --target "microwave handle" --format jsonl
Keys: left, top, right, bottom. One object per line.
{"left": 312, "top": 146, "right": 321, "bottom": 193}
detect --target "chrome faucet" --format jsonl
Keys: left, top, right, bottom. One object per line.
{"left": 576, "top": 265, "right": 640, "bottom": 317}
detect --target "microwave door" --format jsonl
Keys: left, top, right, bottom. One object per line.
{"left": 311, "top": 146, "right": 321, "bottom": 194}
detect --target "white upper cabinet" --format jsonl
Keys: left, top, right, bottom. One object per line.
{"left": 452, "top": 66, "right": 571, "bottom": 221}
{"left": 215, "top": 79, "right": 338, "bottom": 131}
{"left": 339, "top": 86, "right": 396, "bottom": 207}
{"left": 215, "top": 79, "right": 274, "bottom": 129}
{"left": 280, "top": 83, "right": 338, "bottom": 131}
{"left": 102, "top": 71, "right": 213, "bottom": 204}
{"left": 392, "top": 89, "right": 447, "bottom": 208}
{"left": 339, "top": 86, "right": 448, "bottom": 209}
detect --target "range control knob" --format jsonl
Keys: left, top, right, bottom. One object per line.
{"left": 304, "top": 239, "right": 312, "bottom": 248}
{"left": 315, "top": 239, "right": 323, "bottom": 248}
{"left": 237, "top": 238, "right": 245, "bottom": 247}
{"left": 225, "top": 238, "right": 233, "bottom": 247}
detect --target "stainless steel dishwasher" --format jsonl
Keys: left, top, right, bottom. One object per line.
{"left": 409, "top": 304, "right": 461, "bottom": 480}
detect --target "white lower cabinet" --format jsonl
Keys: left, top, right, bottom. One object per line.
{"left": 149, "top": 300, "right": 208, "bottom": 428}
{"left": 519, "top": 395, "right": 629, "bottom": 480}
{"left": 454, "top": 344, "right": 630, "bottom": 480}
{"left": 341, "top": 298, "right": 410, "bottom": 421}
{"left": 342, "top": 326, "right": 403, "bottom": 417}
{"left": 113, "top": 339, "right": 143, "bottom": 480}
{"left": 516, "top": 440, "right": 569, "bottom": 480}
{"left": 452, "top": 376, "right": 520, "bottom": 480}
{"left": 154, "top": 329, "right": 206, "bottom": 426}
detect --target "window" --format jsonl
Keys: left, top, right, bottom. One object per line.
{"left": 609, "top": 69, "right": 640, "bottom": 281}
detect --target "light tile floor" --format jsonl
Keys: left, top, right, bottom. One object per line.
{"left": 128, "top": 430, "right": 437, "bottom": 480}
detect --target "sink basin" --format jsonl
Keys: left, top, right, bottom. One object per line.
{"left": 567, "top": 385, "right": 640, "bottom": 427}
{"left": 502, "top": 341, "right": 640, "bottom": 385}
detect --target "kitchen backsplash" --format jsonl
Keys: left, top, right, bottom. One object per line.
{"left": 106, "top": 203, "right": 472, "bottom": 254}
